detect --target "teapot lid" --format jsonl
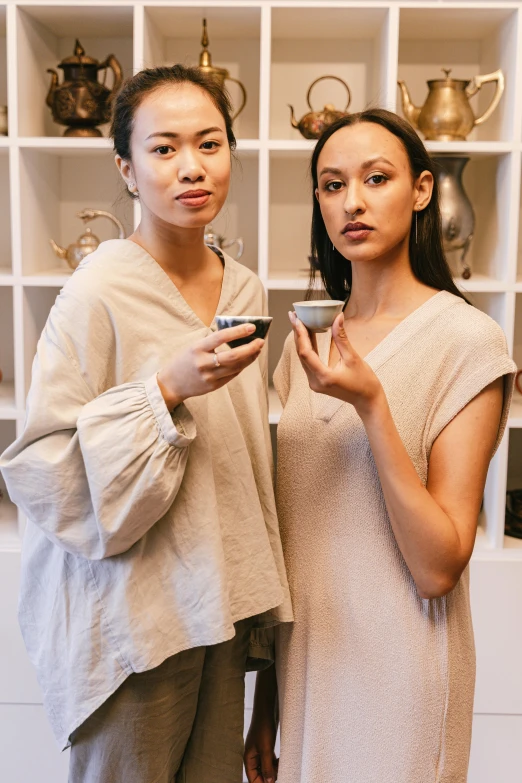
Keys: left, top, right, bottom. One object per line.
{"left": 77, "top": 227, "right": 100, "bottom": 246}
{"left": 428, "top": 68, "right": 470, "bottom": 88}
{"left": 59, "top": 40, "right": 99, "bottom": 68}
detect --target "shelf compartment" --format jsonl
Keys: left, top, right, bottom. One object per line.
{"left": 0, "top": 148, "right": 11, "bottom": 273}
{"left": 0, "top": 420, "right": 19, "bottom": 550}
{"left": 440, "top": 152, "right": 512, "bottom": 283}
{"left": 506, "top": 429, "right": 522, "bottom": 546}
{"left": 19, "top": 147, "right": 134, "bottom": 276}
{"left": 0, "top": 287, "right": 15, "bottom": 417}
{"left": 15, "top": 5, "right": 134, "bottom": 138}
{"left": 268, "top": 153, "right": 312, "bottom": 280}
{"left": 398, "top": 7, "right": 518, "bottom": 142}
{"left": 142, "top": 6, "right": 260, "bottom": 141}
{"left": 270, "top": 6, "right": 390, "bottom": 141}
{"left": 22, "top": 286, "right": 60, "bottom": 397}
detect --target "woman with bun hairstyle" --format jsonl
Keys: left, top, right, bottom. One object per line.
{"left": 245, "top": 109, "right": 516, "bottom": 783}
{"left": 0, "top": 65, "right": 291, "bottom": 783}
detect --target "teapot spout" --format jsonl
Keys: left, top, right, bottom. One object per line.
{"left": 397, "top": 80, "right": 421, "bottom": 129}
{"left": 49, "top": 238, "right": 67, "bottom": 260}
{"left": 46, "top": 69, "right": 59, "bottom": 109}
{"left": 288, "top": 104, "right": 299, "bottom": 129}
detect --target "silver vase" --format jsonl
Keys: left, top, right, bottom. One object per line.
{"left": 433, "top": 155, "right": 475, "bottom": 279}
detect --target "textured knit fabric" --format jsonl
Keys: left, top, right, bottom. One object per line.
{"left": 273, "top": 291, "right": 516, "bottom": 783}
{"left": 68, "top": 618, "right": 254, "bottom": 783}
{"left": 0, "top": 239, "right": 292, "bottom": 750}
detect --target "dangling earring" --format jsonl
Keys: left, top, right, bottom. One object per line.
{"left": 415, "top": 211, "right": 418, "bottom": 245}
{"left": 332, "top": 242, "right": 335, "bottom": 252}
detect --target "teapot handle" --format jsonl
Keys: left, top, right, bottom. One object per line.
{"left": 77, "top": 209, "right": 125, "bottom": 239}
{"left": 306, "top": 75, "right": 351, "bottom": 113}
{"left": 98, "top": 54, "right": 124, "bottom": 102}
{"left": 221, "top": 236, "right": 244, "bottom": 260}
{"left": 466, "top": 69, "right": 505, "bottom": 127}
{"left": 225, "top": 76, "right": 247, "bottom": 121}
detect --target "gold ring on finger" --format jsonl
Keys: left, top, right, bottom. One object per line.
{"left": 213, "top": 351, "right": 221, "bottom": 368}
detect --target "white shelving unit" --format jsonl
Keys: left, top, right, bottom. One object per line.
{"left": 0, "top": 2, "right": 522, "bottom": 781}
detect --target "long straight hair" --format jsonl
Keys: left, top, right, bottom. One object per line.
{"left": 309, "top": 109, "right": 468, "bottom": 304}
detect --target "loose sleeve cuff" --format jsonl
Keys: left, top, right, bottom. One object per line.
{"left": 145, "top": 374, "right": 197, "bottom": 448}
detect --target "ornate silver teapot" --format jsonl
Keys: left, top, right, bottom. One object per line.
{"left": 289, "top": 76, "right": 351, "bottom": 139}
{"left": 204, "top": 225, "right": 244, "bottom": 260}
{"left": 50, "top": 209, "right": 125, "bottom": 270}
{"left": 398, "top": 68, "right": 504, "bottom": 141}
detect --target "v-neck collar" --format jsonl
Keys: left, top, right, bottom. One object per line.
{"left": 311, "top": 290, "right": 458, "bottom": 422}
{"left": 117, "top": 238, "right": 236, "bottom": 331}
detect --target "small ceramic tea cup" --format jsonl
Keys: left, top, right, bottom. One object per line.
{"left": 214, "top": 315, "right": 273, "bottom": 348}
{"left": 292, "top": 300, "right": 345, "bottom": 332}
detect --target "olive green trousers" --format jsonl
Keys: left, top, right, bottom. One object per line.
{"left": 68, "top": 618, "right": 253, "bottom": 783}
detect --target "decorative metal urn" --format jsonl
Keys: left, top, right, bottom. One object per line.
{"left": 289, "top": 76, "right": 351, "bottom": 139}
{"left": 204, "top": 224, "right": 244, "bottom": 260}
{"left": 434, "top": 155, "right": 475, "bottom": 279}
{"left": 196, "top": 19, "right": 247, "bottom": 121}
{"left": 398, "top": 68, "right": 504, "bottom": 141}
{"left": 50, "top": 208, "right": 125, "bottom": 270}
{"left": 46, "top": 40, "right": 123, "bottom": 137}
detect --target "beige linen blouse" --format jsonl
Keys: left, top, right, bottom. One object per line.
{"left": 0, "top": 239, "right": 292, "bottom": 749}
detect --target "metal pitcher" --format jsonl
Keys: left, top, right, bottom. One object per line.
{"left": 398, "top": 68, "right": 504, "bottom": 141}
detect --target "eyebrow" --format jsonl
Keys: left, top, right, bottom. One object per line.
{"left": 319, "top": 157, "right": 397, "bottom": 177}
{"left": 145, "top": 127, "right": 225, "bottom": 141}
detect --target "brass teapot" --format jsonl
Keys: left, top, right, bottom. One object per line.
{"left": 204, "top": 225, "right": 244, "bottom": 260}
{"left": 197, "top": 19, "right": 247, "bottom": 121}
{"left": 50, "top": 209, "right": 125, "bottom": 270}
{"left": 46, "top": 40, "right": 123, "bottom": 137}
{"left": 398, "top": 68, "right": 505, "bottom": 141}
{"left": 289, "top": 76, "right": 351, "bottom": 139}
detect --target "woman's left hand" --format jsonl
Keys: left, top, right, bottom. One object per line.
{"left": 289, "top": 311, "right": 382, "bottom": 416}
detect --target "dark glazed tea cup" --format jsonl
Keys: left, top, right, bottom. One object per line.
{"left": 214, "top": 315, "right": 273, "bottom": 348}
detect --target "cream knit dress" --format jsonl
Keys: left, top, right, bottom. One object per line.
{"left": 273, "top": 291, "right": 516, "bottom": 783}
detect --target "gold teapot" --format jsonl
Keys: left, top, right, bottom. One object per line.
{"left": 50, "top": 209, "right": 125, "bottom": 270}
{"left": 289, "top": 76, "right": 351, "bottom": 139}
{"left": 398, "top": 68, "right": 505, "bottom": 141}
{"left": 196, "top": 19, "right": 247, "bottom": 121}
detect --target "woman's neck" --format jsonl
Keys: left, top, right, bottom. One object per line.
{"left": 345, "top": 253, "right": 436, "bottom": 321}
{"left": 129, "top": 213, "right": 218, "bottom": 282}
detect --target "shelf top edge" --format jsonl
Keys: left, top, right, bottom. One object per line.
{"left": 5, "top": 1, "right": 520, "bottom": 8}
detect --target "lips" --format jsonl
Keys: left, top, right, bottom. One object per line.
{"left": 342, "top": 221, "right": 373, "bottom": 240}
{"left": 176, "top": 189, "right": 211, "bottom": 207}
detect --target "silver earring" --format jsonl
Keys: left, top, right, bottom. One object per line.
{"left": 413, "top": 210, "right": 418, "bottom": 244}
{"left": 332, "top": 242, "right": 335, "bottom": 252}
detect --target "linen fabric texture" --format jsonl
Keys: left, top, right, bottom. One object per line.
{"left": 68, "top": 618, "right": 254, "bottom": 783}
{"left": 0, "top": 239, "right": 292, "bottom": 749}
{"left": 273, "top": 291, "right": 516, "bottom": 783}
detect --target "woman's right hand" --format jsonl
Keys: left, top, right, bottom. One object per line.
{"left": 157, "top": 323, "right": 264, "bottom": 410}
{"left": 244, "top": 714, "right": 278, "bottom": 783}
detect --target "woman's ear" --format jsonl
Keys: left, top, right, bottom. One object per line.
{"left": 115, "top": 155, "right": 136, "bottom": 193}
{"left": 315, "top": 187, "right": 320, "bottom": 201}
{"left": 414, "top": 170, "right": 434, "bottom": 211}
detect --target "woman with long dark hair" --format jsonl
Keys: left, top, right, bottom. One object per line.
{"left": 0, "top": 65, "right": 292, "bottom": 782}
{"left": 245, "top": 109, "right": 516, "bottom": 783}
